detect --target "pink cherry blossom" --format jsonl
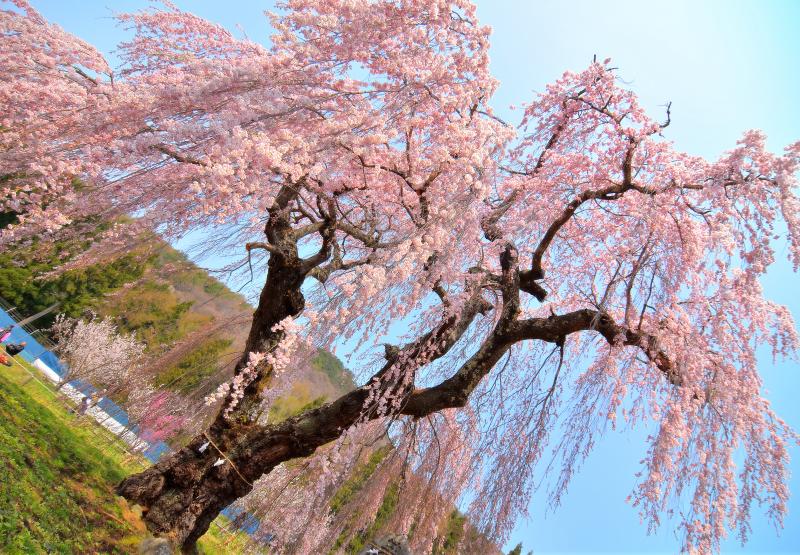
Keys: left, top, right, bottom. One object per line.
{"left": 3, "top": 1, "right": 799, "bottom": 552}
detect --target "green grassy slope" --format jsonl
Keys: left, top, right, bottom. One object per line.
{"left": 0, "top": 376, "right": 132, "bottom": 553}
{"left": 0, "top": 361, "right": 249, "bottom": 554}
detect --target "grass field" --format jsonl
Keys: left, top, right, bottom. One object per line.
{"left": 0, "top": 358, "right": 250, "bottom": 554}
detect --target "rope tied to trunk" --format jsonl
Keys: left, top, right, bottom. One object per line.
{"left": 201, "top": 431, "right": 253, "bottom": 487}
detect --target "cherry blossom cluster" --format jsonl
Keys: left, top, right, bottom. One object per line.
{"left": 205, "top": 317, "right": 304, "bottom": 417}
{"left": 205, "top": 350, "right": 266, "bottom": 416}
{"left": 50, "top": 313, "right": 145, "bottom": 390}
{"left": 136, "top": 390, "right": 190, "bottom": 443}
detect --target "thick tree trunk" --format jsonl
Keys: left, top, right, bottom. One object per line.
{"left": 117, "top": 442, "right": 250, "bottom": 552}
{"left": 115, "top": 279, "right": 494, "bottom": 552}
{"left": 117, "top": 195, "right": 318, "bottom": 552}
{"left": 117, "top": 434, "right": 257, "bottom": 552}
{"left": 116, "top": 387, "right": 372, "bottom": 552}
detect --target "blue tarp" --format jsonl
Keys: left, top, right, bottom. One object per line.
{"left": 36, "top": 350, "right": 67, "bottom": 376}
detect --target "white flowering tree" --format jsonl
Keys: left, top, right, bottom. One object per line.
{"left": 50, "top": 314, "right": 144, "bottom": 392}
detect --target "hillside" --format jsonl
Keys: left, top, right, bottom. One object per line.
{"left": 0, "top": 233, "right": 356, "bottom": 406}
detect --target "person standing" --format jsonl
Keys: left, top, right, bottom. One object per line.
{"left": 5, "top": 341, "right": 26, "bottom": 356}
{"left": 77, "top": 395, "right": 92, "bottom": 416}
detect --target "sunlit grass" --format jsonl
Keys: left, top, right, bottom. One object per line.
{"left": 0, "top": 360, "right": 250, "bottom": 554}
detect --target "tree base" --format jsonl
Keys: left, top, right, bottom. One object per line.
{"left": 117, "top": 436, "right": 253, "bottom": 553}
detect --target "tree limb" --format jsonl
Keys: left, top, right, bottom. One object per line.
{"left": 151, "top": 144, "right": 207, "bottom": 166}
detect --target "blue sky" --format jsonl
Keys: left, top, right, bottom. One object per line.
{"left": 26, "top": 1, "right": 800, "bottom": 552}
